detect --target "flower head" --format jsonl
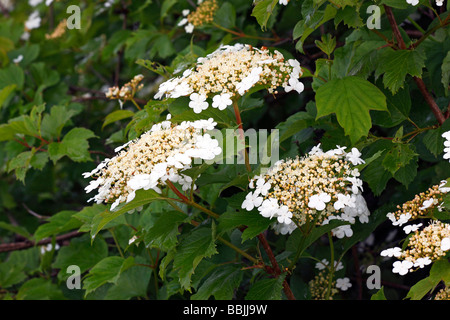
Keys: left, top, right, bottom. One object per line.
{"left": 178, "top": 0, "right": 219, "bottom": 33}
{"left": 241, "top": 144, "right": 369, "bottom": 237}
{"left": 154, "top": 44, "right": 304, "bottom": 113}
{"left": 83, "top": 115, "right": 221, "bottom": 211}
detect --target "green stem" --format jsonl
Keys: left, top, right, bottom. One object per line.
{"left": 211, "top": 22, "right": 278, "bottom": 42}
{"left": 410, "top": 12, "right": 450, "bottom": 49}
{"left": 232, "top": 99, "right": 252, "bottom": 173}
{"left": 325, "top": 232, "right": 335, "bottom": 300}
{"left": 109, "top": 228, "right": 124, "bottom": 258}
{"left": 130, "top": 98, "right": 142, "bottom": 110}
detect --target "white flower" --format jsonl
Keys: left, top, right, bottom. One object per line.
{"left": 182, "top": 9, "right": 190, "bottom": 16}
{"left": 29, "top": 0, "right": 43, "bottom": 6}
{"left": 278, "top": 0, "right": 288, "bottom": 5}
{"left": 419, "top": 198, "right": 436, "bottom": 210}
{"left": 308, "top": 144, "right": 323, "bottom": 156}
{"left": 284, "top": 77, "right": 304, "bottom": 94}
{"left": 403, "top": 223, "right": 422, "bottom": 234}
{"left": 308, "top": 193, "right": 331, "bottom": 211}
{"left": 333, "top": 224, "right": 353, "bottom": 238}
{"left": 255, "top": 178, "right": 271, "bottom": 196}
{"left": 334, "top": 193, "right": 355, "bottom": 210}
{"left": 85, "top": 178, "right": 104, "bottom": 193}
{"left": 414, "top": 257, "right": 432, "bottom": 268}
{"left": 392, "top": 260, "right": 413, "bottom": 275}
{"left": 276, "top": 205, "right": 292, "bottom": 224}
{"left": 436, "top": 0, "right": 444, "bottom": 5}
{"left": 13, "top": 55, "right": 23, "bottom": 63}
{"left": 40, "top": 243, "right": 60, "bottom": 255}
{"left": 154, "top": 78, "right": 179, "bottom": 99}
{"left": 128, "top": 235, "right": 138, "bottom": 245}
{"left": 346, "top": 176, "right": 364, "bottom": 194}
{"left": 235, "top": 67, "right": 262, "bottom": 95}
{"left": 380, "top": 247, "right": 402, "bottom": 258}
{"left": 25, "top": 11, "right": 41, "bottom": 30}
{"left": 185, "top": 23, "right": 194, "bottom": 33}
{"left": 273, "top": 221, "right": 297, "bottom": 235}
{"left": 441, "top": 237, "right": 450, "bottom": 251}
{"left": 392, "top": 213, "right": 411, "bottom": 227}
{"left": 241, "top": 191, "right": 263, "bottom": 211}
{"left": 345, "top": 148, "right": 365, "bottom": 165}
{"left": 406, "top": 0, "right": 419, "bottom": 5}
{"left": 212, "top": 93, "right": 232, "bottom": 110}
{"left": 258, "top": 198, "right": 279, "bottom": 219}
{"left": 438, "top": 180, "right": 450, "bottom": 193}
{"left": 336, "top": 278, "right": 352, "bottom": 291}
{"left": 178, "top": 18, "right": 188, "bottom": 26}
{"left": 189, "top": 93, "right": 209, "bottom": 113}
{"left": 315, "top": 259, "right": 329, "bottom": 270}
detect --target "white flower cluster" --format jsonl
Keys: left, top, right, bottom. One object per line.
{"left": 155, "top": 43, "right": 304, "bottom": 113}
{"left": 382, "top": 180, "right": 450, "bottom": 276}
{"left": 386, "top": 180, "right": 450, "bottom": 226}
{"left": 381, "top": 220, "right": 450, "bottom": 276}
{"left": 83, "top": 115, "right": 221, "bottom": 211}
{"left": 406, "top": 0, "right": 444, "bottom": 6}
{"left": 443, "top": 131, "right": 450, "bottom": 161}
{"left": 177, "top": 0, "right": 218, "bottom": 34}
{"left": 309, "top": 259, "right": 351, "bottom": 299}
{"left": 241, "top": 144, "right": 370, "bottom": 238}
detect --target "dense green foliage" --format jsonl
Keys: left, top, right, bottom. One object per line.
{"left": 0, "top": 0, "right": 449, "bottom": 300}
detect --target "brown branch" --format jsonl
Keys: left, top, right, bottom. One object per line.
{"left": 384, "top": 5, "right": 446, "bottom": 125}
{"left": 257, "top": 233, "right": 296, "bottom": 300}
{"left": 413, "top": 77, "right": 446, "bottom": 125}
{"left": 0, "top": 231, "right": 82, "bottom": 253}
{"left": 384, "top": 5, "right": 406, "bottom": 50}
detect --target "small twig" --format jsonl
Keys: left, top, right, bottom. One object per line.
{"left": 384, "top": 5, "right": 445, "bottom": 126}
{"left": 0, "top": 231, "right": 82, "bottom": 253}
{"left": 22, "top": 203, "right": 51, "bottom": 220}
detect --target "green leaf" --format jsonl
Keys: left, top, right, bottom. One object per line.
{"left": 83, "top": 256, "right": 135, "bottom": 296}
{"left": 0, "top": 84, "right": 16, "bottom": 109}
{"left": 214, "top": 2, "right": 236, "bottom": 29}
{"left": 0, "top": 221, "right": 32, "bottom": 240}
{"left": 16, "top": 278, "right": 65, "bottom": 300}
{"left": 245, "top": 274, "right": 286, "bottom": 300}
{"left": 218, "top": 210, "right": 272, "bottom": 242}
{"left": 91, "top": 189, "right": 164, "bottom": 239}
{"left": 173, "top": 225, "right": 217, "bottom": 291}
{"left": 381, "top": 143, "right": 417, "bottom": 176}
{"left": 7, "top": 151, "right": 34, "bottom": 182}
{"left": 0, "top": 64, "right": 24, "bottom": 90}
{"left": 34, "top": 210, "right": 82, "bottom": 242}
{"left": 102, "top": 109, "right": 135, "bottom": 129}
{"left": 53, "top": 235, "right": 109, "bottom": 279}
{"left": 0, "top": 259, "right": 27, "bottom": 288}
{"left": 406, "top": 260, "right": 450, "bottom": 300}
{"left": 375, "top": 48, "right": 426, "bottom": 94}
{"left": 293, "top": 4, "right": 337, "bottom": 53}
{"left": 286, "top": 219, "right": 349, "bottom": 258}
{"left": 315, "top": 76, "right": 388, "bottom": 144}
{"left": 41, "top": 105, "right": 79, "bottom": 140}
{"left": 104, "top": 265, "right": 152, "bottom": 300}
{"left": 423, "top": 119, "right": 450, "bottom": 156}
{"left": 143, "top": 210, "right": 188, "bottom": 251}
{"left": 48, "top": 127, "right": 96, "bottom": 163}
{"left": 251, "top": 0, "right": 278, "bottom": 31}
{"left": 371, "top": 287, "right": 387, "bottom": 300}
{"left": 191, "top": 264, "right": 243, "bottom": 300}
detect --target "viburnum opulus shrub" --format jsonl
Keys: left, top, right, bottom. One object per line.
{"left": 0, "top": 0, "right": 449, "bottom": 302}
